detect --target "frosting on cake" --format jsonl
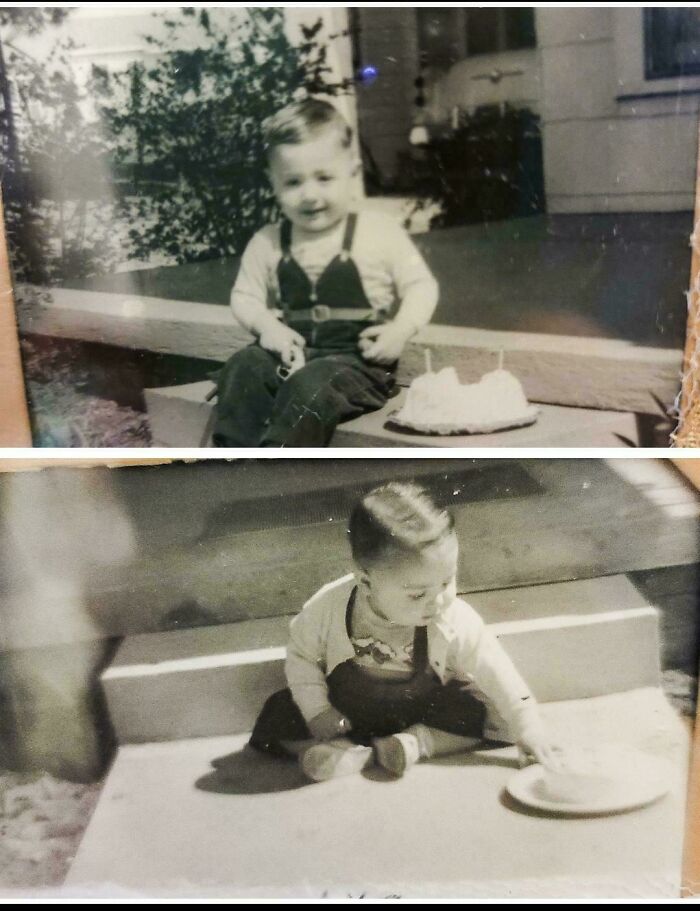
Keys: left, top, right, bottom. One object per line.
{"left": 538, "top": 749, "right": 632, "bottom": 805}
{"left": 395, "top": 366, "right": 535, "bottom": 429}
{"left": 540, "top": 765, "right": 618, "bottom": 805}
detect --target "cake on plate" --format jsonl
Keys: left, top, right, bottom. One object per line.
{"left": 391, "top": 362, "right": 539, "bottom": 435}
{"left": 538, "top": 755, "right": 620, "bottom": 805}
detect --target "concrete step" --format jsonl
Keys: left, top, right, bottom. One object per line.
{"left": 145, "top": 381, "right": 639, "bottom": 448}
{"left": 64, "top": 687, "right": 690, "bottom": 897}
{"left": 102, "top": 576, "right": 660, "bottom": 744}
{"left": 145, "top": 381, "right": 217, "bottom": 447}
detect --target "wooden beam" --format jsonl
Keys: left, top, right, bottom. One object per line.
{"left": 40, "top": 460, "right": 700, "bottom": 641}
{"left": 0, "top": 202, "right": 32, "bottom": 445}
{"left": 1, "top": 459, "right": 698, "bottom": 649}
{"left": 16, "top": 284, "right": 682, "bottom": 413}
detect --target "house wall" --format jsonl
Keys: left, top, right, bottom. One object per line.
{"left": 537, "top": 7, "right": 699, "bottom": 214}
{"left": 423, "top": 7, "right": 698, "bottom": 215}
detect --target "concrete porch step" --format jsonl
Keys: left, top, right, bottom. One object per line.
{"left": 101, "top": 575, "right": 660, "bottom": 744}
{"left": 144, "top": 380, "right": 639, "bottom": 448}
{"left": 64, "top": 687, "right": 690, "bottom": 897}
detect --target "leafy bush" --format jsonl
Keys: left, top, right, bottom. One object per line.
{"left": 95, "top": 7, "right": 350, "bottom": 264}
{"left": 412, "top": 104, "right": 545, "bottom": 228}
{"left": 1, "top": 7, "right": 349, "bottom": 280}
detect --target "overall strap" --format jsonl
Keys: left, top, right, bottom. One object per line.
{"left": 280, "top": 219, "right": 292, "bottom": 256}
{"left": 345, "top": 587, "right": 358, "bottom": 639}
{"left": 341, "top": 212, "right": 357, "bottom": 255}
{"left": 412, "top": 625, "right": 429, "bottom": 671}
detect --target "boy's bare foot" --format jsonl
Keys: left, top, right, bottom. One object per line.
{"left": 300, "top": 738, "right": 374, "bottom": 782}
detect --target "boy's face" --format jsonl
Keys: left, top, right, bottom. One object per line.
{"left": 358, "top": 534, "right": 459, "bottom": 628}
{"left": 268, "top": 129, "right": 358, "bottom": 234}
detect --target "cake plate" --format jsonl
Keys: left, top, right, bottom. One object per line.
{"left": 506, "top": 746, "right": 671, "bottom": 816}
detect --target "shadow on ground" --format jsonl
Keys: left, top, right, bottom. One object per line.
{"left": 197, "top": 745, "right": 309, "bottom": 795}
{"left": 198, "top": 742, "right": 522, "bottom": 796}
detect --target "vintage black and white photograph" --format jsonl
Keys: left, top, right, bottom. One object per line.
{"left": 0, "top": 456, "right": 697, "bottom": 897}
{"left": 3, "top": 5, "right": 699, "bottom": 448}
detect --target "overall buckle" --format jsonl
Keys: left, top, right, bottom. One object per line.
{"left": 311, "top": 304, "right": 331, "bottom": 323}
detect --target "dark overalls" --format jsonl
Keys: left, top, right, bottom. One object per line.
{"left": 212, "top": 214, "right": 397, "bottom": 447}
{"left": 250, "top": 587, "right": 489, "bottom": 757}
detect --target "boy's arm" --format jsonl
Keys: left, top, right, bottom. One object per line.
{"left": 454, "top": 614, "right": 554, "bottom": 762}
{"left": 285, "top": 608, "right": 334, "bottom": 723}
{"left": 286, "top": 602, "right": 353, "bottom": 740}
{"left": 231, "top": 231, "right": 305, "bottom": 364}
{"left": 359, "top": 222, "right": 439, "bottom": 364}
{"left": 391, "top": 229, "right": 440, "bottom": 338}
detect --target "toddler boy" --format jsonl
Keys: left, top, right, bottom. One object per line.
{"left": 212, "top": 97, "right": 439, "bottom": 447}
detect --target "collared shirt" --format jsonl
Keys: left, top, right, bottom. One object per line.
{"left": 286, "top": 574, "right": 542, "bottom": 743}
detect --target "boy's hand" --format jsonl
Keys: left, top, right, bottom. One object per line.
{"left": 517, "top": 724, "right": 561, "bottom": 769}
{"left": 358, "top": 321, "right": 415, "bottom": 365}
{"left": 308, "top": 707, "right": 352, "bottom": 741}
{"left": 259, "top": 320, "right": 306, "bottom": 367}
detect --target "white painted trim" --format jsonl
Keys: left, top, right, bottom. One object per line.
{"left": 103, "top": 645, "right": 287, "bottom": 680}
{"left": 490, "top": 605, "right": 657, "bottom": 636}
{"left": 613, "top": 7, "right": 700, "bottom": 99}
{"left": 103, "top": 607, "right": 656, "bottom": 681}
{"left": 19, "top": 286, "right": 245, "bottom": 329}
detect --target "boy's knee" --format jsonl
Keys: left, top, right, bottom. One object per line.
{"left": 218, "top": 346, "right": 279, "bottom": 391}
{"left": 229, "top": 345, "right": 277, "bottom": 375}
{"left": 283, "top": 360, "right": 356, "bottom": 405}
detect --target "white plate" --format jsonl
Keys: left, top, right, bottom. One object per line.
{"left": 387, "top": 405, "right": 539, "bottom": 436}
{"left": 506, "top": 746, "right": 671, "bottom": 816}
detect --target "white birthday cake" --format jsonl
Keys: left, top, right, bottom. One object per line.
{"left": 539, "top": 757, "right": 620, "bottom": 806}
{"left": 392, "top": 365, "right": 538, "bottom": 434}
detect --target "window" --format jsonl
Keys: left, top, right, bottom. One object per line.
{"left": 465, "top": 8, "right": 536, "bottom": 57}
{"left": 416, "top": 9, "right": 463, "bottom": 69}
{"left": 644, "top": 8, "right": 700, "bottom": 79}
{"left": 416, "top": 8, "right": 536, "bottom": 69}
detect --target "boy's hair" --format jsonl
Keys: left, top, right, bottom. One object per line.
{"left": 263, "top": 97, "right": 353, "bottom": 153}
{"left": 348, "top": 482, "right": 455, "bottom": 569}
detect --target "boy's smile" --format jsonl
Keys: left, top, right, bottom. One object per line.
{"left": 268, "top": 130, "right": 358, "bottom": 236}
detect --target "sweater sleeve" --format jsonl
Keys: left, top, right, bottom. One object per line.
{"left": 285, "top": 599, "right": 333, "bottom": 723}
{"left": 383, "top": 220, "right": 439, "bottom": 312}
{"left": 451, "top": 607, "right": 542, "bottom": 742}
{"left": 230, "top": 228, "right": 278, "bottom": 318}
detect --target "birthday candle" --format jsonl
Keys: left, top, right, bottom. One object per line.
{"left": 424, "top": 348, "right": 433, "bottom": 374}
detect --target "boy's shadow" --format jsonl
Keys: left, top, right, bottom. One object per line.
{"left": 196, "top": 745, "right": 310, "bottom": 795}
{"left": 197, "top": 741, "right": 522, "bottom": 794}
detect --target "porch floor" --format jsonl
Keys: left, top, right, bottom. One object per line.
{"left": 64, "top": 212, "right": 692, "bottom": 349}
{"left": 64, "top": 688, "right": 689, "bottom": 898}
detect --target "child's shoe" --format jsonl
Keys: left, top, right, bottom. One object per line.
{"left": 300, "top": 738, "right": 374, "bottom": 782}
{"left": 373, "top": 724, "right": 433, "bottom": 777}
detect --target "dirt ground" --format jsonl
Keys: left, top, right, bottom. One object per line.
{"left": 20, "top": 336, "right": 151, "bottom": 447}
{"left": 0, "top": 771, "right": 101, "bottom": 890}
